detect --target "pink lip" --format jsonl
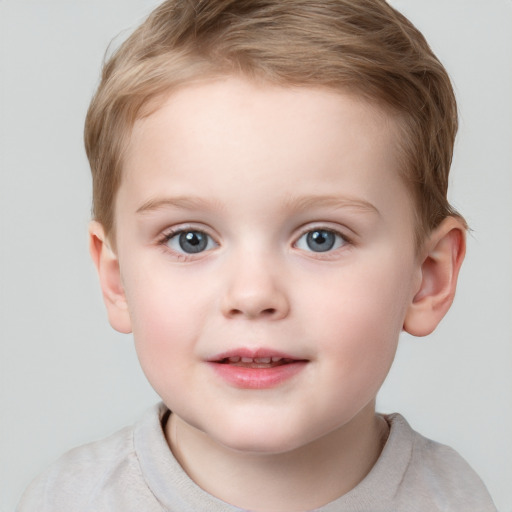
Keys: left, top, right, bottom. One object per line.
{"left": 207, "top": 348, "right": 308, "bottom": 389}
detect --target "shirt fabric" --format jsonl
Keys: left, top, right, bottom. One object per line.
{"left": 17, "top": 403, "right": 496, "bottom": 512}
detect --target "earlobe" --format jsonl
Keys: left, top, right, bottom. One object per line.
{"left": 88, "top": 221, "right": 132, "bottom": 334}
{"left": 403, "top": 216, "right": 466, "bottom": 337}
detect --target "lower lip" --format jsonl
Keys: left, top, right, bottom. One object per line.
{"left": 208, "top": 361, "right": 307, "bottom": 389}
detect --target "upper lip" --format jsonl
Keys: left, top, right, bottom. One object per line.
{"left": 207, "top": 347, "right": 306, "bottom": 363}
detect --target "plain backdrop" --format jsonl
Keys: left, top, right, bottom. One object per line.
{"left": 1, "top": 1, "right": 511, "bottom": 511}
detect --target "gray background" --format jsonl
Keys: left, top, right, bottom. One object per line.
{"left": 1, "top": 1, "right": 511, "bottom": 510}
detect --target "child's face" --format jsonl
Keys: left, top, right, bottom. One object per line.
{"left": 112, "top": 77, "right": 422, "bottom": 453}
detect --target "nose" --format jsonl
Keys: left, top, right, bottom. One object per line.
{"left": 220, "top": 254, "right": 290, "bottom": 320}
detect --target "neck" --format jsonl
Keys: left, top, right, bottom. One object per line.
{"left": 165, "top": 402, "right": 389, "bottom": 512}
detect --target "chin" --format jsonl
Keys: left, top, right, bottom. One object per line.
{"left": 220, "top": 434, "right": 303, "bottom": 455}
{"left": 207, "top": 418, "right": 319, "bottom": 456}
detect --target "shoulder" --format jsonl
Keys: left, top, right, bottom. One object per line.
{"left": 17, "top": 404, "right": 166, "bottom": 512}
{"left": 388, "top": 413, "right": 497, "bottom": 512}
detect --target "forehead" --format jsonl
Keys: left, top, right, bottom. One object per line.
{"left": 119, "top": 77, "right": 413, "bottom": 227}
{"left": 131, "top": 77, "right": 397, "bottom": 140}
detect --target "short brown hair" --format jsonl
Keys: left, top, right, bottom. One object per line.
{"left": 85, "top": 0, "right": 462, "bottom": 245}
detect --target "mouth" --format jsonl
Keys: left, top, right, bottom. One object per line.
{"left": 216, "top": 356, "right": 298, "bottom": 369}
{"left": 207, "top": 349, "right": 308, "bottom": 389}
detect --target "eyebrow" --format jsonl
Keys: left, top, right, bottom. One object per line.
{"left": 283, "top": 195, "right": 380, "bottom": 216}
{"left": 135, "top": 194, "right": 380, "bottom": 216}
{"left": 136, "top": 196, "right": 224, "bottom": 214}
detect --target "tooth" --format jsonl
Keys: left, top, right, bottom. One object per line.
{"left": 241, "top": 357, "right": 253, "bottom": 363}
{"left": 229, "top": 356, "right": 241, "bottom": 363}
{"left": 254, "top": 357, "right": 271, "bottom": 363}
{"left": 271, "top": 357, "right": 282, "bottom": 362}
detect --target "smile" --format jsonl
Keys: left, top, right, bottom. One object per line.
{"left": 218, "top": 356, "right": 296, "bottom": 368}
{"left": 207, "top": 349, "right": 308, "bottom": 389}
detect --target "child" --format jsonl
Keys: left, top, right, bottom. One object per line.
{"left": 17, "top": 0, "right": 497, "bottom": 510}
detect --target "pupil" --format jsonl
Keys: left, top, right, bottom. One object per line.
{"left": 179, "top": 231, "right": 207, "bottom": 253}
{"left": 307, "top": 230, "right": 335, "bottom": 252}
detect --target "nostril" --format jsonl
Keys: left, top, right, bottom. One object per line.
{"left": 227, "top": 307, "right": 277, "bottom": 318}
{"left": 221, "top": 289, "right": 290, "bottom": 320}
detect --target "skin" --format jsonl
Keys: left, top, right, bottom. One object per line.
{"left": 90, "top": 76, "right": 465, "bottom": 511}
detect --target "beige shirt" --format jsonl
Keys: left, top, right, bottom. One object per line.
{"left": 17, "top": 403, "right": 496, "bottom": 512}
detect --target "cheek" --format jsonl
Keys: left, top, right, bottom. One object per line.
{"left": 311, "top": 257, "right": 411, "bottom": 331}
{"left": 308, "top": 256, "right": 414, "bottom": 377}
{"left": 123, "top": 268, "right": 209, "bottom": 385}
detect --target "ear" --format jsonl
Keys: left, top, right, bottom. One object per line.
{"left": 403, "top": 216, "right": 466, "bottom": 337}
{"left": 89, "top": 221, "right": 132, "bottom": 334}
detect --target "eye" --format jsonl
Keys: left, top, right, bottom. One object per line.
{"left": 164, "top": 230, "right": 217, "bottom": 254}
{"left": 295, "top": 229, "right": 346, "bottom": 253}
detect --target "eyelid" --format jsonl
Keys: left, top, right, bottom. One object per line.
{"left": 292, "top": 224, "right": 353, "bottom": 256}
{"left": 294, "top": 223, "right": 352, "bottom": 244}
{"left": 155, "top": 222, "right": 353, "bottom": 260}
{"left": 159, "top": 222, "right": 218, "bottom": 240}
{"left": 158, "top": 224, "right": 220, "bottom": 258}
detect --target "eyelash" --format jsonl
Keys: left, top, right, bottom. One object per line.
{"left": 157, "top": 225, "right": 352, "bottom": 260}
{"left": 157, "top": 227, "right": 218, "bottom": 261}
{"left": 293, "top": 226, "right": 352, "bottom": 257}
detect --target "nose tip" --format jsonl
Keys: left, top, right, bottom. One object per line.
{"left": 220, "top": 261, "right": 290, "bottom": 321}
